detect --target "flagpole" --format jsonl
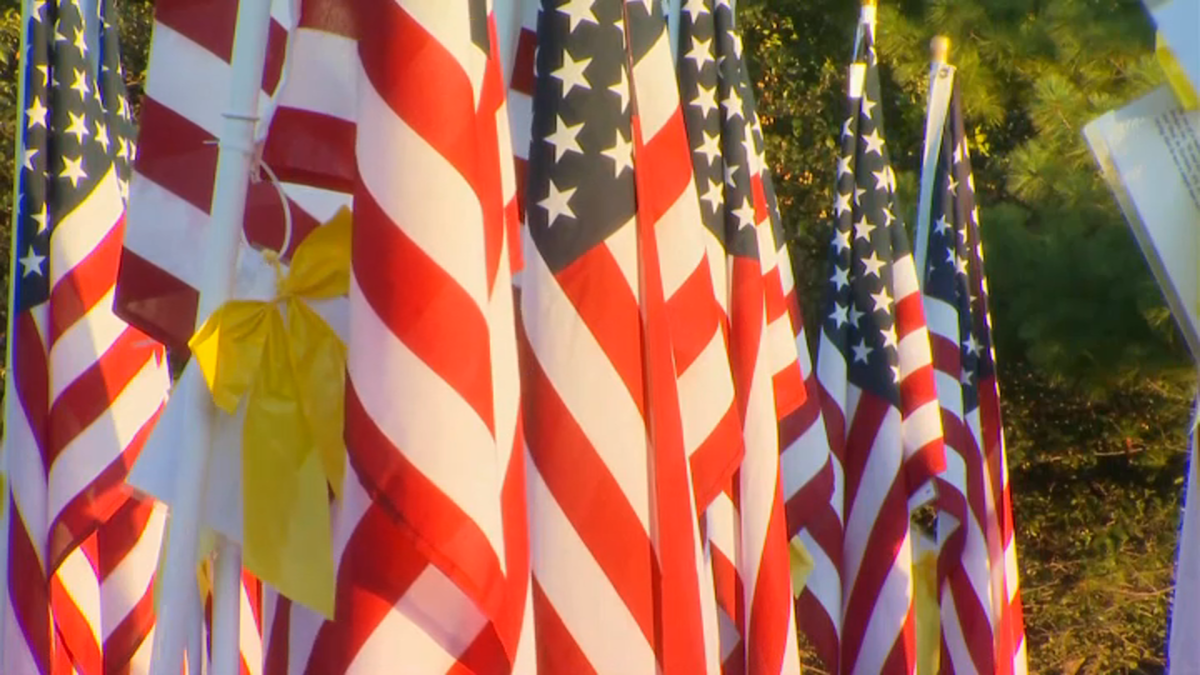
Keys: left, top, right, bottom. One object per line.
{"left": 147, "top": 0, "right": 276, "bottom": 672}
{"left": 0, "top": 0, "right": 34, "bottom": 642}
{"left": 667, "top": 0, "right": 681, "bottom": 63}
{"left": 914, "top": 36, "right": 954, "bottom": 285}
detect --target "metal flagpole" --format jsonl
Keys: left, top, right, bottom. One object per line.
{"left": 914, "top": 35, "right": 955, "bottom": 285}
{"left": 0, "top": 0, "right": 35, "bottom": 642}
{"left": 667, "top": 0, "right": 681, "bottom": 63}
{"left": 147, "top": 0, "right": 276, "bottom": 672}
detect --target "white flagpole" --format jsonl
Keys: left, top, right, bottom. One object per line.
{"left": 0, "top": 0, "right": 34, "bottom": 645}
{"left": 914, "top": 36, "right": 955, "bottom": 286}
{"left": 147, "top": 0, "right": 276, "bottom": 672}
{"left": 667, "top": 0, "right": 681, "bottom": 63}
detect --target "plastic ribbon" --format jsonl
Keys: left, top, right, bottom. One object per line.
{"left": 1157, "top": 32, "right": 1198, "bottom": 111}
{"left": 188, "top": 208, "right": 351, "bottom": 617}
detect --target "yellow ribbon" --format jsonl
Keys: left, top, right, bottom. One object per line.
{"left": 789, "top": 536, "right": 816, "bottom": 597}
{"left": 188, "top": 207, "right": 351, "bottom": 617}
{"left": 913, "top": 539, "right": 941, "bottom": 675}
{"left": 1158, "top": 32, "right": 1198, "bottom": 111}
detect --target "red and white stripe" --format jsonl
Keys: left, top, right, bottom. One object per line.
{"left": 818, "top": 253, "right": 943, "bottom": 675}
{"left": 922, "top": 185, "right": 1026, "bottom": 674}
{"left": 519, "top": 4, "right": 732, "bottom": 672}
{"left": 97, "top": 496, "right": 167, "bottom": 674}
{"left": 116, "top": 0, "right": 354, "bottom": 351}
{"left": 699, "top": 59, "right": 802, "bottom": 675}
{"left": 3, "top": 161, "right": 170, "bottom": 673}
{"left": 749, "top": 120, "right": 846, "bottom": 675}
{"left": 256, "top": 2, "right": 533, "bottom": 673}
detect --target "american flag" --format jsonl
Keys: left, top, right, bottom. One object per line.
{"left": 2, "top": 0, "right": 169, "bottom": 673}
{"left": 519, "top": 0, "right": 740, "bottom": 670}
{"left": 809, "top": 5, "right": 946, "bottom": 673}
{"left": 255, "top": 2, "right": 534, "bottom": 673}
{"left": 676, "top": 1, "right": 802, "bottom": 673}
{"left": 920, "top": 78, "right": 1027, "bottom": 675}
{"left": 114, "top": 0, "right": 354, "bottom": 352}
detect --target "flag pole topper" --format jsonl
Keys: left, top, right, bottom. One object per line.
{"left": 931, "top": 35, "right": 951, "bottom": 63}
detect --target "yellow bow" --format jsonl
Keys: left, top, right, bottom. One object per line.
{"left": 188, "top": 208, "right": 351, "bottom": 617}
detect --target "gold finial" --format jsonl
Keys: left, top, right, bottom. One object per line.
{"left": 862, "top": 0, "right": 877, "bottom": 6}
{"left": 931, "top": 35, "right": 951, "bottom": 62}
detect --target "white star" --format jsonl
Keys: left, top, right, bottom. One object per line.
{"left": 692, "top": 84, "right": 718, "bottom": 118}
{"left": 609, "top": 66, "right": 630, "bottom": 113}
{"left": 601, "top": 128, "right": 633, "bottom": 177}
{"left": 722, "top": 84, "right": 743, "bottom": 120}
{"left": 861, "top": 93, "right": 876, "bottom": 118}
{"left": 20, "top": 246, "right": 46, "bottom": 278}
{"left": 546, "top": 116, "right": 583, "bottom": 162}
{"left": 830, "top": 302, "right": 849, "bottom": 328}
{"left": 31, "top": 201, "right": 48, "bottom": 233}
{"left": 683, "top": 0, "right": 707, "bottom": 15}
{"left": 964, "top": 334, "right": 983, "bottom": 356}
{"left": 118, "top": 136, "right": 133, "bottom": 162}
{"left": 970, "top": 206, "right": 980, "bottom": 224}
{"left": 700, "top": 179, "right": 722, "bottom": 212}
{"left": 23, "top": 148, "right": 37, "bottom": 171}
{"left": 862, "top": 128, "right": 885, "bottom": 156}
{"left": 696, "top": 132, "right": 721, "bottom": 167}
{"left": 27, "top": 97, "right": 48, "bottom": 130}
{"left": 947, "top": 174, "right": 959, "bottom": 195}
{"left": 960, "top": 368, "right": 973, "bottom": 385}
{"left": 70, "top": 68, "right": 90, "bottom": 98}
{"left": 73, "top": 26, "right": 88, "bottom": 57}
{"left": 850, "top": 305, "right": 866, "bottom": 327}
{"left": 861, "top": 251, "right": 885, "bottom": 278}
{"left": 872, "top": 165, "right": 895, "bottom": 193}
{"left": 953, "top": 142, "right": 964, "bottom": 164}
{"left": 35, "top": 64, "right": 48, "bottom": 86}
{"left": 732, "top": 198, "right": 756, "bottom": 231}
{"left": 881, "top": 326, "right": 898, "bottom": 350}
{"left": 852, "top": 339, "right": 872, "bottom": 364}
{"left": 881, "top": 207, "right": 895, "bottom": 227}
{"left": 59, "top": 155, "right": 87, "bottom": 187}
{"left": 945, "top": 248, "right": 957, "bottom": 266}
{"left": 32, "top": 0, "right": 46, "bottom": 20}
{"left": 723, "top": 161, "right": 739, "bottom": 187}
{"left": 831, "top": 266, "right": 850, "bottom": 290}
{"left": 65, "top": 111, "right": 90, "bottom": 144}
{"left": 558, "top": 0, "right": 598, "bottom": 32}
{"left": 891, "top": 363, "right": 901, "bottom": 382}
{"left": 117, "top": 176, "right": 129, "bottom": 202}
{"left": 553, "top": 50, "right": 592, "bottom": 97}
{"left": 853, "top": 214, "right": 874, "bottom": 241}
{"left": 540, "top": 179, "right": 577, "bottom": 226}
{"left": 118, "top": 96, "right": 131, "bottom": 121}
{"left": 833, "top": 229, "right": 851, "bottom": 253}
{"left": 955, "top": 253, "right": 969, "bottom": 276}
{"left": 935, "top": 215, "right": 951, "bottom": 235}
{"left": 837, "top": 155, "right": 853, "bottom": 178}
{"left": 94, "top": 120, "right": 110, "bottom": 153}
{"left": 842, "top": 117, "right": 854, "bottom": 138}
{"left": 870, "top": 287, "right": 892, "bottom": 312}
{"left": 854, "top": 186, "right": 867, "bottom": 204}
{"left": 688, "top": 34, "right": 714, "bottom": 70}
{"left": 833, "top": 191, "right": 852, "bottom": 217}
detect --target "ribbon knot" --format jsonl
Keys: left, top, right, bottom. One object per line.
{"left": 188, "top": 208, "right": 351, "bottom": 617}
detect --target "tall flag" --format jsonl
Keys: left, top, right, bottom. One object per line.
{"left": 920, "top": 79, "right": 1027, "bottom": 674}
{"left": 258, "top": 2, "right": 535, "bottom": 673}
{"left": 114, "top": 0, "right": 355, "bottom": 352}
{"left": 519, "top": 0, "right": 743, "bottom": 670}
{"left": 3, "top": 0, "right": 169, "bottom": 673}
{"left": 811, "top": 4, "right": 946, "bottom": 672}
{"left": 676, "top": 1, "right": 802, "bottom": 673}
{"left": 92, "top": 2, "right": 171, "bottom": 672}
